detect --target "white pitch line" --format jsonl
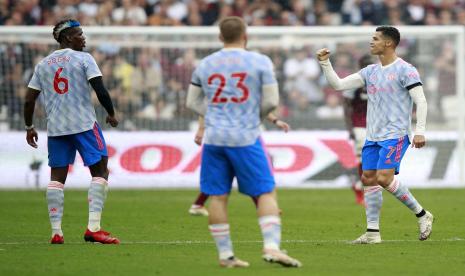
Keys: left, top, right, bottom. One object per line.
{"left": 0, "top": 238, "right": 464, "bottom": 246}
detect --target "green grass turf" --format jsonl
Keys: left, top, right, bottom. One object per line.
{"left": 1, "top": 189, "right": 465, "bottom": 275}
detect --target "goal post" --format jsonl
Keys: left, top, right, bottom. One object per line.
{"left": 0, "top": 25, "right": 463, "bottom": 188}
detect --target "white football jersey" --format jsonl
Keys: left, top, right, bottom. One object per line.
{"left": 28, "top": 48, "right": 102, "bottom": 136}
{"left": 191, "top": 48, "right": 277, "bottom": 147}
{"left": 358, "top": 58, "right": 422, "bottom": 141}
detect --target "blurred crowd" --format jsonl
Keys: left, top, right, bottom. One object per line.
{"left": 2, "top": 0, "right": 465, "bottom": 27}
{"left": 0, "top": 37, "right": 456, "bottom": 131}
{"left": 0, "top": 0, "right": 461, "bottom": 131}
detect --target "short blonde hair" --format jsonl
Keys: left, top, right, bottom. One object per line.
{"left": 219, "top": 16, "right": 246, "bottom": 43}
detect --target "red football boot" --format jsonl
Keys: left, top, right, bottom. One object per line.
{"left": 84, "top": 229, "right": 120, "bottom": 244}
{"left": 50, "top": 234, "right": 64, "bottom": 244}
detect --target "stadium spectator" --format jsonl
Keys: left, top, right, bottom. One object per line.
{"left": 438, "top": 8, "right": 453, "bottom": 24}
{"left": 406, "top": 0, "right": 426, "bottom": 25}
{"left": 184, "top": 1, "right": 204, "bottom": 26}
{"left": 164, "top": 77, "right": 188, "bottom": 117}
{"left": 358, "top": 0, "right": 388, "bottom": 25}
{"left": 284, "top": 48, "right": 323, "bottom": 110}
{"left": 387, "top": 7, "right": 406, "bottom": 25}
{"left": 0, "top": 65, "right": 23, "bottom": 119}
{"left": 315, "top": 93, "right": 343, "bottom": 120}
{"left": 131, "top": 48, "right": 163, "bottom": 103}
{"left": 78, "top": 0, "right": 99, "bottom": 18}
{"left": 112, "top": 0, "right": 147, "bottom": 25}
{"left": 424, "top": 9, "right": 439, "bottom": 25}
{"left": 95, "top": 0, "right": 116, "bottom": 26}
{"left": 137, "top": 96, "right": 176, "bottom": 121}
{"left": 456, "top": 8, "right": 465, "bottom": 24}
{"left": 53, "top": 0, "right": 78, "bottom": 20}
{"left": 433, "top": 41, "right": 456, "bottom": 122}
{"left": 231, "top": 0, "right": 248, "bottom": 17}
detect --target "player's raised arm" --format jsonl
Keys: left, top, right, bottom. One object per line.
{"left": 409, "top": 85, "right": 428, "bottom": 148}
{"left": 24, "top": 87, "right": 40, "bottom": 148}
{"left": 89, "top": 76, "right": 118, "bottom": 127}
{"left": 316, "top": 48, "right": 365, "bottom": 91}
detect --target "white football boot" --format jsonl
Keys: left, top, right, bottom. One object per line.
{"left": 262, "top": 249, "right": 302, "bottom": 268}
{"left": 418, "top": 210, "right": 434, "bottom": 241}
{"left": 219, "top": 257, "right": 250, "bottom": 268}
{"left": 188, "top": 205, "right": 209, "bottom": 216}
{"left": 352, "top": 232, "right": 382, "bottom": 244}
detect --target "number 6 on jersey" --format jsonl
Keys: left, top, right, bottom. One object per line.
{"left": 53, "top": 67, "right": 69, "bottom": 94}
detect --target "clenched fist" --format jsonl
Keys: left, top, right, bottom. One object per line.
{"left": 316, "top": 48, "right": 331, "bottom": 61}
{"left": 412, "top": 135, "right": 426, "bottom": 148}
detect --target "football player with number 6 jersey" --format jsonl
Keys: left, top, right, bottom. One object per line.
{"left": 24, "top": 19, "right": 119, "bottom": 245}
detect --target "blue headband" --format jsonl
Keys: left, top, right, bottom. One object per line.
{"left": 54, "top": 20, "right": 81, "bottom": 40}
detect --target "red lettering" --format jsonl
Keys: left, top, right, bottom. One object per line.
{"left": 321, "top": 139, "right": 357, "bottom": 169}
{"left": 120, "top": 145, "right": 182, "bottom": 173}
{"left": 182, "top": 145, "right": 314, "bottom": 173}
{"left": 182, "top": 151, "right": 202, "bottom": 173}
{"left": 267, "top": 145, "right": 313, "bottom": 172}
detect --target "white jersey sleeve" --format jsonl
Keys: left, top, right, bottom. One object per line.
{"left": 83, "top": 53, "right": 102, "bottom": 80}
{"left": 28, "top": 64, "right": 42, "bottom": 91}
{"left": 319, "top": 59, "right": 364, "bottom": 90}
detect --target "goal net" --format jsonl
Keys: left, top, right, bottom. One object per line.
{"left": 0, "top": 26, "right": 463, "bottom": 188}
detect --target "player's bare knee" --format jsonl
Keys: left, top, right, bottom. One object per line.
{"left": 258, "top": 192, "right": 273, "bottom": 200}
{"left": 361, "top": 174, "right": 376, "bottom": 186}
{"left": 375, "top": 174, "right": 392, "bottom": 187}
{"left": 211, "top": 194, "right": 228, "bottom": 202}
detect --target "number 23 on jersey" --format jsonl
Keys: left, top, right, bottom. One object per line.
{"left": 208, "top": 72, "right": 249, "bottom": 104}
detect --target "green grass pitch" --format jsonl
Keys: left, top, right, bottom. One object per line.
{"left": 1, "top": 189, "right": 465, "bottom": 275}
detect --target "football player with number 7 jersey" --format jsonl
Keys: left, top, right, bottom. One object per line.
{"left": 24, "top": 19, "right": 119, "bottom": 245}
{"left": 317, "top": 26, "right": 434, "bottom": 244}
{"left": 186, "top": 16, "right": 301, "bottom": 268}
